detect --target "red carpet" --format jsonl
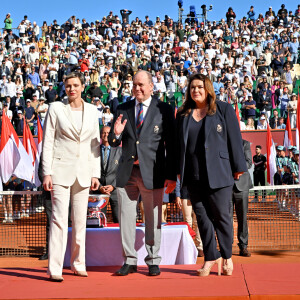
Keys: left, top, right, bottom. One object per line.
{"left": 0, "top": 263, "right": 299, "bottom": 300}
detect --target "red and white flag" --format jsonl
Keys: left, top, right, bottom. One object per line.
{"left": 0, "top": 113, "right": 33, "bottom": 184}
{"left": 283, "top": 113, "right": 293, "bottom": 150}
{"left": 296, "top": 91, "right": 300, "bottom": 150}
{"left": 266, "top": 124, "right": 277, "bottom": 185}
{"left": 37, "top": 116, "right": 43, "bottom": 155}
{"left": 235, "top": 101, "right": 241, "bottom": 129}
{"left": 0, "top": 112, "right": 21, "bottom": 184}
{"left": 23, "top": 119, "right": 41, "bottom": 187}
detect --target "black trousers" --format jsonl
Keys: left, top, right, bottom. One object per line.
{"left": 253, "top": 171, "right": 266, "bottom": 198}
{"left": 187, "top": 183, "right": 233, "bottom": 261}
{"left": 101, "top": 189, "right": 119, "bottom": 223}
{"left": 231, "top": 187, "right": 249, "bottom": 250}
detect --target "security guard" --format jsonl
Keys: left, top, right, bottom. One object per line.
{"left": 291, "top": 149, "right": 299, "bottom": 184}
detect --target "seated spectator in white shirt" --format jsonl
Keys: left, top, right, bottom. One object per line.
{"left": 257, "top": 115, "right": 268, "bottom": 130}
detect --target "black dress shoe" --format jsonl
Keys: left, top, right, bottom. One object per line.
{"left": 39, "top": 253, "right": 48, "bottom": 260}
{"left": 115, "top": 264, "right": 137, "bottom": 276}
{"left": 239, "top": 248, "right": 251, "bottom": 257}
{"left": 148, "top": 265, "right": 160, "bottom": 276}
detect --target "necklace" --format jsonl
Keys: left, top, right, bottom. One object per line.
{"left": 194, "top": 106, "right": 208, "bottom": 120}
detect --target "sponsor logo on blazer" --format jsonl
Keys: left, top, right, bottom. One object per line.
{"left": 154, "top": 125, "right": 159, "bottom": 133}
{"left": 115, "top": 160, "right": 119, "bottom": 165}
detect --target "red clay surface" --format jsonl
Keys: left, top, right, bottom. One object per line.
{"left": 0, "top": 252, "right": 300, "bottom": 300}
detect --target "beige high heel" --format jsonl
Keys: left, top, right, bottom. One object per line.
{"left": 197, "top": 257, "right": 222, "bottom": 277}
{"left": 223, "top": 258, "right": 233, "bottom": 276}
{"left": 74, "top": 270, "right": 88, "bottom": 277}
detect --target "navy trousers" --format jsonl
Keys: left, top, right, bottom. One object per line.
{"left": 187, "top": 183, "right": 233, "bottom": 261}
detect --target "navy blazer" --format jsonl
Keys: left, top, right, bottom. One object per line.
{"left": 108, "top": 97, "right": 176, "bottom": 190}
{"left": 176, "top": 101, "right": 247, "bottom": 189}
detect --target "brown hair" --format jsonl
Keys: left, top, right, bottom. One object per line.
{"left": 178, "top": 73, "right": 216, "bottom": 116}
{"left": 64, "top": 72, "right": 85, "bottom": 85}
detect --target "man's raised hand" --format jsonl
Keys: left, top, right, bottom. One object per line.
{"left": 114, "top": 114, "right": 127, "bottom": 136}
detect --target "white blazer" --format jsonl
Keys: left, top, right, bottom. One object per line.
{"left": 42, "top": 99, "right": 101, "bottom": 187}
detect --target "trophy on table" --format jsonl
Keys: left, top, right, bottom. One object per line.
{"left": 87, "top": 194, "right": 110, "bottom": 228}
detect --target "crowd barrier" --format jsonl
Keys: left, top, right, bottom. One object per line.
{"left": 0, "top": 185, "right": 299, "bottom": 257}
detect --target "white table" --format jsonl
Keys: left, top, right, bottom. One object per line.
{"left": 63, "top": 225, "right": 197, "bottom": 266}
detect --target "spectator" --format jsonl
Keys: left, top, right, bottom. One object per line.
{"left": 245, "top": 118, "right": 255, "bottom": 130}
{"left": 102, "top": 106, "right": 113, "bottom": 126}
{"left": 243, "top": 95, "right": 256, "bottom": 120}
{"left": 247, "top": 6, "right": 256, "bottom": 22}
{"left": 277, "top": 117, "right": 286, "bottom": 129}
{"left": 45, "top": 83, "right": 57, "bottom": 104}
{"left": 287, "top": 93, "right": 297, "bottom": 128}
{"left": 269, "top": 109, "right": 280, "bottom": 129}
{"left": 4, "top": 13, "right": 13, "bottom": 32}
{"left": 257, "top": 115, "right": 267, "bottom": 130}
{"left": 28, "top": 66, "right": 40, "bottom": 87}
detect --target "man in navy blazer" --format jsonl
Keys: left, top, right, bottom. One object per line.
{"left": 108, "top": 71, "right": 176, "bottom": 276}
{"left": 231, "top": 139, "right": 253, "bottom": 257}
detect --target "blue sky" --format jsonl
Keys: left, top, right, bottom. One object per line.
{"left": 2, "top": 0, "right": 299, "bottom": 27}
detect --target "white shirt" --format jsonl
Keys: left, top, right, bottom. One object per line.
{"left": 135, "top": 96, "right": 151, "bottom": 121}
{"left": 4, "top": 81, "right": 16, "bottom": 97}
{"left": 71, "top": 110, "right": 83, "bottom": 132}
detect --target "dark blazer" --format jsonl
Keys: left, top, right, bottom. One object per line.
{"left": 10, "top": 97, "right": 25, "bottom": 115}
{"left": 100, "top": 146, "right": 122, "bottom": 187}
{"left": 176, "top": 101, "right": 247, "bottom": 189}
{"left": 234, "top": 140, "right": 253, "bottom": 191}
{"left": 257, "top": 94, "right": 272, "bottom": 111}
{"left": 108, "top": 97, "right": 176, "bottom": 189}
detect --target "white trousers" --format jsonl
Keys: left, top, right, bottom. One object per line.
{"left": 48, "top": 179, "right": 89, "bottom": 276}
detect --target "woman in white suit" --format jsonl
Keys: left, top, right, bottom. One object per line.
{"left": 42, "top": 72, "right": 101, "bottom": 282}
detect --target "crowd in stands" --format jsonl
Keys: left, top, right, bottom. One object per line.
{"left": 0, "top": 5, "right": 300, "bottom": 223}
{"left": 0, "top": 4, "right": 299, "bottom": 134}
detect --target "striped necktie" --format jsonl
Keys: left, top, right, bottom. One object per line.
{"left": 103, "top": 146, "right": 108, "bottom": 170}
{"left": 136, "top": 102, "right": 144, "bottom": 135}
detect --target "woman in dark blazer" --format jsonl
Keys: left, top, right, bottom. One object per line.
{"left": 176, "top": 73, "right": 247, "bottom": 276}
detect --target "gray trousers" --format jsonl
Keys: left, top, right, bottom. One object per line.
{"left": 231, "top": 187, "right": 249, "bottom": 250}
{"left": 117, "top": 166, "right": 164, "bottom": 266}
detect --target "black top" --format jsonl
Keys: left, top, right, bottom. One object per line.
{"left": 253, "top": 154, "right": 266, "bottom": 172}
{"left": 184, "top": 115, "right": 208, "bottom": 185}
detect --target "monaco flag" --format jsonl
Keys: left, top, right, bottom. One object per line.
{"left": 283, "top": 113, "right": 293, "bottom": 150}
{"left": 235, "top": 101, "right": 241, "bottom": 129}
{"left": 23, "top": 119, "right": 41, "bottom": 187}
{"left": 0, "top": 113, "right": 33, "bottom": 184}
{"left": 37, "top": 116, "right": 43, "bottom": 155}
{"left": 266, "top": 124, "right": 277, "bottom": 185}
{"left": 0, "top": 112, "right": 21, "bottom": 183}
